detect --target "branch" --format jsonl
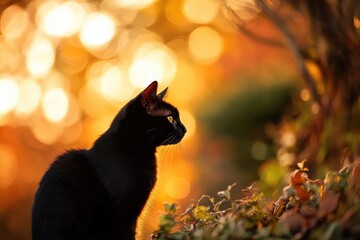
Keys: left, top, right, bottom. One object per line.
{"left": 221, "top": 0, "right": 284, "bottom": 48}
{"left": 255, "top": 0, "right": 324, "bottom": 110}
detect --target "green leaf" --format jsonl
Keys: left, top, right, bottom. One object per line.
{"left": 164, "top": 203, "right": 177, "bottom": 214}
{"left": 192, "top": 206, "right": 214, "bottom": 221}
{"left": 159, "top": 214, "right": 176, "bottom": 233}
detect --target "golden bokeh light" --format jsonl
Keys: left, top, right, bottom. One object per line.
{"left": 26, "top": 34, "right": 55, "bottom": 78}
{"left": 80, "top": 12, "right": 117, "bottom": 48}
{"left": 30, "top": 116, "right": 63, "bottom": 145}
{"left": 188, "top": 26, "right": 224, "bottom": 64}
{"left": 99, "top": 65, "right": 135, "bottom": 103}
{"left": 182, "top": 0, "right": 219, "bottom": 24}
{"left": 79, "top": 83, "right": 110, "bottom": 117}
{"left": 279, "top": 131, "right": 296, "bottom": 148}
{"left": 60, "top": 121, "right": 83, "bottom": 144}
{"left": 130, "top": 42, "right": 177, "bottom": 88}
{"left": 1, "top": 5, "right": 29, "bottom": 40}
{"left": 59, "top": 42, "right": 89, "bottom": 74}
{"left": 61, "top": 94, "right": 82, "bottom": 127}
{"left": 37, "top": 1, "right": 86, "bottom": 37}
{"left": 109, "top": 0, "right": 157, "bottom": 10}
{"left": 165, "top": 0, "right": 190, "bottom": 27}
{"left": 15, "top": 79, "right": 42, "bottom": 118}
{"left": 41, "top": 88, "right": 69, "bottom": 123}
{"left": 0, "top": 145, "right": 18, "bottom": 189}
{"left": 0, "top": 77, "right": 19, "bottom": 114}
{"left": 165, "top": 177, "right": 191, "bottom": 200}
{"left": 300, "top": 88, "right": 310, "bottom": 101}
{"left": 83, "top": 114, "right": 115, "bottom": 145}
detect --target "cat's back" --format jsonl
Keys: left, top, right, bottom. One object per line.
{"left": 32, "top": 149, "right": 111, "bottom": 240}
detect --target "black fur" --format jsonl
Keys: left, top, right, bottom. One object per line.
{"left": 32, "top": 81, "right": 186, "bottom": 240}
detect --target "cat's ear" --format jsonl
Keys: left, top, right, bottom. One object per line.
{"left": 157, "top": 87, "right": 168, "bottom": 100}
{"left": 141, "top": 81, "right": 159, "bottom": 113}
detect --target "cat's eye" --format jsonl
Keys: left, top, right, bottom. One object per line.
{"left": 167, "top": 116, "right": 174, "bottom": 123}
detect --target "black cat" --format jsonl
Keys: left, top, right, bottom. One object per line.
{"left": 32, "top": 81, "right": 186, "bottom": 240}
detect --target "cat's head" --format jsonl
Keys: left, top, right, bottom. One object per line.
{"left": 110, "top": 81, "right": 186, "bottom": 147}
{"left": 140, "top": 81, "right": 187, "bottom": 146}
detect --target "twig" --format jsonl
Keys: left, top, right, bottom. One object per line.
{"left": 255, "top": 0, "right": 324, "bottom": 111}
{"left": 221, "top": 0, "right": 284, "bottom": 48}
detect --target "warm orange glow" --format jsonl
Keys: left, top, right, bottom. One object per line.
{"left": 26, "top": 34, "right": 55, "bottom": 78}
{"left": 280, "top": 131, "right": 296, "bottom": 148}
{"left": 277, "top": 149, "right": 295, "bottom": 166}
{"left": 80, "top": 12, "right": 117, "bottom": 48}
{"left": 15, "top": 79, "right": 42, "bottom": 118}
{"left": 59, "top": 43, "right": 89, "bottom": 74}
{"left": 188, "top": 26, "right": 223, "bottom": 64}
{"left": 42, "top": 88, "right": 69, "bottom": 123}
{"left": 30, "top": 117, "right": 63, "bottom": 144}
{"left": 0, "top": 77, "right": 19, "bottom": 114}
{"left": 99, "top": 65, "right": 135, "bottom": 102}
{"left": 182, "top": 0, "right": 219, "bottom": 24}
{"left": 1, "top": 5, "right": 29, "bottom": 40}
{"left": 300, "top": 88, "right": 310, "bottom": 101}
{"left": 86, "top": 61, "right": 135, "bottom": 103}
{"left": 37, "top": 1, "right": 86, "bottom": 37}
{"left": 79, "top": 84, "right": 109, "bottom": 117}
{"left": 0, "top": 145, "right": 18, "bottom": 189}
{"left": 355, "top": 17, "right": 360, "bottom": 28}
{"left": 166, "top": 177, "right": 191, "bottom": 200}
{"left": 165, "top": 0, "right": 190, "bottom": 26}
{"left": 61, "top": 121, "right": 83, "bottom": 144}
{"left": 129, "top": 42, "right": 177, "bottom": 88}
{"left": 180, "top": 110, "right": 196, "bottom": 139}
{"left": 62, "top": 94, "right": 82, "bottom": 127}
{"left": 110, "top": 0, "right": 157, "bottom": 10}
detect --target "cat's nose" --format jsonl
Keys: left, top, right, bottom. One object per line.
{"left": 180, "top": 123, "right": 187, "bottom": 134}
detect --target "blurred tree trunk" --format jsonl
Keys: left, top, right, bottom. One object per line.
{"left": 223, "top": 0, "right": 360, "bottom": 169}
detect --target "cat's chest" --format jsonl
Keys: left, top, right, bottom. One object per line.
{"left": 100, "top": 153, "right": 157, "bottom": 195}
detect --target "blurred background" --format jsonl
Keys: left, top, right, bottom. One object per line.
{"left": 0, "top": 0, "right": 327, "bottom": 239}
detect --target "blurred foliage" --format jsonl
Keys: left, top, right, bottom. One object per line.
{"left": 152, "top": 161, "right": 360, "bottom": 239}
{"left": 199, "top": 81, "right": 297, "bottom": 189}
{"left": 223, "top": 0, "right": 360, "bottom": 169}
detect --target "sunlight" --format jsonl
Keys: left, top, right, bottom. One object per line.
{"left": 109, "top": 0, "right": 157, "bottom": 10}
{"left": 166, "top": 177, "right": 191, "bottom": 200}
{"left": 129, "top": 42, "right": 177, "bottom": 88}
{"left": 188, "top": 26, "right": 223, "bottom": 64}
{"left": 0, "top": 145, "right": 17, "bottom": 189}
{"left": 15, "top": 79, "right": 42, "bottom": 118}
{"left": 80, "top": 12, "right": 117, "bottom": 48}
{"left": 26, "top": 34, "right": 55, "bottom": 78}
{"left": 0, "top": 77, "right": 19, "bottom": 114}
{"left": 42, "top": 88, "right": 69, "bottom": 123}
{"left": 99, "top": 65, "right": 135, "bottom": 102}
{"left": 1, "top": 5, "right": 29, "bottom": 40}
{"left": 61, "top": 94, "right": 82, "bottom": 127}
{"left": 37, "top": 1, "right": 85, "bottom": 37}
{"left": 182, "top": 0, "right": 219, "bottom": 24}
{"left": 30, "top": 117, "right": 63, "bottom": 145}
